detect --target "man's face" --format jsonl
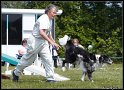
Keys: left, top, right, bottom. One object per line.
{"left": 48, "top": 8, "right": 57, "bottom": 19}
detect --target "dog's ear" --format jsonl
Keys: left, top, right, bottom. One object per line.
{"left": 99, "top": 56, "right": 104, "bottom": 63}
{"left": 67, "top": 36, "right": 71, "bottom": 41}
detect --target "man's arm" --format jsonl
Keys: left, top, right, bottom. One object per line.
{"left": 48, "top": 33, "right": 55, "bottom": 43}
{"left": 40, "top": 29, "right": 61, "bottom": 50}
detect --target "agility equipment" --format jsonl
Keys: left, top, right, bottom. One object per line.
{"left": 1, "top": 53, "right": 70, "bottom": 81}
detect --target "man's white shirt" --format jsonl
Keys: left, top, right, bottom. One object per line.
{"left": 32, "top": 14, "right": 52, "bottom": 39}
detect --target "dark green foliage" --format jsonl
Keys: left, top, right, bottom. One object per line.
{"left": 1, "top": 1, "right": 122, "bottom": 57}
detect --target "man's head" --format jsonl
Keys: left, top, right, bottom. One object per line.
{"left": 45, "top": 4, "right": 58, "bottom": 19}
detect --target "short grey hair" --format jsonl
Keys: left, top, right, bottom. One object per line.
{"left": 45, "top": 4, "right": 58, "bottom": 14}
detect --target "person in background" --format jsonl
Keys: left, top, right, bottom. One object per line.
{"left": 52, "top": 46, "right": 58, "bottom": 68}
{"left": 72, "top": 38, "right": 85, "bottom": 49}
{"left": 16, "top": 39, "right": 27, "bottom": 59}
{"left": 72, "top": 38, "right": 85, "bottom": 68}
{"left": 12, "top": 4, "right": 61, "bottom": 82}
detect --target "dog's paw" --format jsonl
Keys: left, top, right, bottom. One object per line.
{"left": 81, "top": 78, "right": 84, "bottom": 81}
{"left": 62, "top": 67, "right": 66, "bottom": 71}
{"left": 91, "top": 80, "right": 94, "bottom": 82}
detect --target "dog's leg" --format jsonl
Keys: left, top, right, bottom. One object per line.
{"left": 62, "top": 60, "right": 66, "bottom": 71}
{"left": 66, "top": 63, "right": 70, "bottom": 70}
{"left": 81, "top": 71, "right": 86, "bottom": 81}
{"left": 80, "top": 61, "right": 87, "bottom": 81}
{"left": 87, "top": 72, "right": 94, "bottom": 82}
{"left": 62, "top": 67, "right": 66, "bottom": 71}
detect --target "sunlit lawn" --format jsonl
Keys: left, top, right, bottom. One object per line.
{"left": 1, "top": 62, "right": 123, "bottom": 89}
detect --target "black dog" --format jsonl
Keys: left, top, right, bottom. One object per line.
{"left": 63, "top": 40, "right": 96, "bottom": 81}
{"left": 63, "top": 40, "right": 113, "bottom": 82}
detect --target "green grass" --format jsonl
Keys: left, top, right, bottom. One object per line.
{"left": 1, "top": 63, "right": 123, "bottom": 89}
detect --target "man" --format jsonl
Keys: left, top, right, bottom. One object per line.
{"left": 12, "top": 4, "right": 61, "bottom": 82}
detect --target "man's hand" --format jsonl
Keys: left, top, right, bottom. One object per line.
{"left": 40, "top": 29, "right": 61, "bottom": 50}
{"left": 52, "top": 42, "right": 61, "bottom": 50}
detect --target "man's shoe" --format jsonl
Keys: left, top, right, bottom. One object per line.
{"left": 46, "top": 80, "right": 56, "bottom": 82}
{"left": 12, "top": 70, "right": 19, "bottom": 82}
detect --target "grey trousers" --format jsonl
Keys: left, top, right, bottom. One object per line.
{"left": 14, "top": 37, "right": 55, "bottom": 80}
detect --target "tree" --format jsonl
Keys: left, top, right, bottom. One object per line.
{"left": 1, "top": 1, "right": 122, "bottom": 57}
{"left": 55, "top": 1, "right": 122, "bottom": 57}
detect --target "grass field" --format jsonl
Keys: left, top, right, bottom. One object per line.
{"left": 1, "top": 62, "right": 123, "bottom": 89}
